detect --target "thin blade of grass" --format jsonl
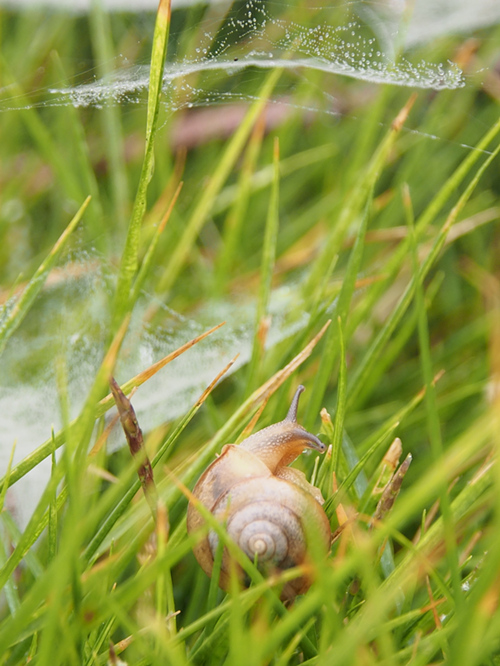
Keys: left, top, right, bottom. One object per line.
{"left": 0, "top": 443, "right": 16, "bottom": 514}
{"left": 305, "top": 197, "right": 371, "bottom": 429}
{"left": 0, "top": 196, "right": 90, "bottom": 357}
{"left": 156, "top": 67, "right": 283, "bottom": 295}
{"left": 305, "top": 95, "right": 416, "bottom": 307}
{"left": 329, "top": 317, "right": 347, "bottom": 494}
{"left": 215, "top": 114, "right": 266, "bottom": 292}
{"left": 0, "top": 532, "right": 20, "bottom": 616}
{"left": 348, "top": 131, "right": 500, "bottom": 408}
{"left": 48, "top": 433, "right": 58, "bottom": 563}
{"left": 131, "top": 181, "right": 183, "bottom": 303}
{"left": 112, "top": 0, "right": 172, "bottom": 326}
{"left": 89, "top": 0, "right": 128, "bottom": 228}
{"left": 83, "top": 618, "right": 115, "bottom": 666}
{"left": 205, "top": 537, "right": 225, "bottom": 631}
{"left": 246, "top": 136, "right": 280, "bottom": 394}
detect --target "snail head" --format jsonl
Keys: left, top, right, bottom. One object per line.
{"left": 239, "top": 385, "right": 326, "bottom": 473}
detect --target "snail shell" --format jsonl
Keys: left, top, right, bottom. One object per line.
{"left": 187, "top": 386, "right": 331, "bottom": 600}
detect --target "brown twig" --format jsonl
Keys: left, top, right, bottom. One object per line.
{"left": 109, "top": 377, "right": 158, "bottom": 521}
{"left": 372, "top": 453, "right": 413, "bottom": 524}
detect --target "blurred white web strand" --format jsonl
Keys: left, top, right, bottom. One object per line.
{"left": 0, "top": 0, "right": 201, "bottom": 9}
{"left": 48, "top": 54, "right": 463, "bottom": 113}
{"left": 0, "top": 257, "right": 308, "bottom": 528}
{"left": 46, "top": 2, "right": 465, "bottom": 112}
{"left": 404, "top": 0, "right": 500, "bottom": 47}
{"left": 2, "top": 0, "right": 500, "bottom": 43}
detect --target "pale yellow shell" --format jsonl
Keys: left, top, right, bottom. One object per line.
{"left": 186, "top": 386, "right": 331, "bottom": 601}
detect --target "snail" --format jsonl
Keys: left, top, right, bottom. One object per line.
{"left": 187, "top": 385, "right": 331, "bottom": 600}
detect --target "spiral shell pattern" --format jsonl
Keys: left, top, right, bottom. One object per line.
{"left": 207, "top": 476, "right": 320, "bottom": 574}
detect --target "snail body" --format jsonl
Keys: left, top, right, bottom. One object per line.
{"left": 187, "top": 386, "right": 331, "bottom": 600}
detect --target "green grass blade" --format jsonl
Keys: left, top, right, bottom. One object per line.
{"left": 0, "top": 196, "right": 90, "bottom": 357}
{"left": 48, "top": 433, "right": 58, "bottom": 564}
{"left": 0, "top": 443, "right": 16, "bottom": 514}
{"left": 407, "top": 189, "right": 462, "bottom": 611}
{"left": 0, "top": 531, "right": 20, "bottom": 616}
{"left": 305, "top": 96, "right": 416, "bottom": 305}
{"left": 113, "top": 0, "right": 172, "bottom": 326}
{"left": 130, "top": 181, "right": 182, "bottom": 303}
{"left": 305, "top": 197, "right": 371, "bottom": 429}
{"left": 330, "top": 317, "right": 347, "bottom": 490}
{"left": 348, "top": 129, "right": 500, "bottom": 409}
{"left": 89, "top": 0, "right": 128, "bottom": 229}
{"left": 246, "top": 137, "right": 281, "bottom": 394}
{"left": 156, "top": 67, "right": 283, "bottom": 295}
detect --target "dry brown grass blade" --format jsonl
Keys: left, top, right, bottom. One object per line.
{"left": 245, "top": 319, "right": 331, "bottom": 412}
{"left": 373, "top": 453, "right": 412, "bottom": 523}
{"left": 193, "top": 354, "right": 240, "bottom": 408}
{"left": 425, "top": 575, "right": 443, "bottom": 630}
{"left": 98, "top": 321, "right": 225, "bottom": 415}
{"left": 110, "top": 377, "right": 158, "bottom": 520}
{"left": 90, "top": 387, "right": 138, "bottom": 456}
{"left": 157, "top": 180, "right": 183, "bottom": 234}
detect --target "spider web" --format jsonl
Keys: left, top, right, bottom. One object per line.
{"left": 0, "top": 0, "right": 498, "bottom": 526}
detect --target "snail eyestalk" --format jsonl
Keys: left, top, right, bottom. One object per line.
{"left": 285, "top": 384, "right": 305, "bottom": 423}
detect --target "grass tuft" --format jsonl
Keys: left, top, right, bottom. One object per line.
{"left": 0, "top": 3, "right": 500, "bottom": 665}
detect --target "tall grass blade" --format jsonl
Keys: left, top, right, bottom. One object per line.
{"left": 348, "top": 131, "right": 500, "bottom": 408}
{"left": 113, "top": 0, "right": 172, "bottom": 326}
{"left": 89, "top": 0, "right": 128, "bottom": 228}
{"left": 157, "top": 67, "right": 283, "bottom": 294}
{"left": 246, "top": 137, "right": 281, "bottom": 394}
{"left": 0, "top": 196, "right": 90, "bottom": 357}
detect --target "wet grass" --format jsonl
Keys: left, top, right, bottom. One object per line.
{"left": 0, "top": 1, "right": 500, "bottom": 665}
